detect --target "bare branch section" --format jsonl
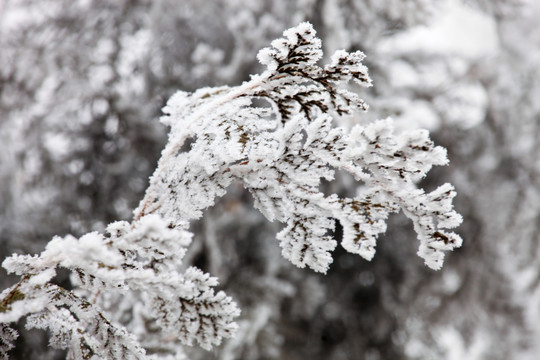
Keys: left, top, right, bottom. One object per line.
{"left": 0, "top": 22, "right": 461, "bottom": 358}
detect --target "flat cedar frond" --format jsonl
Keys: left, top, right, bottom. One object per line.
{"left": 0, "top": 215, "right": 240, "bottom": 358}
{"left": 0, "top": 22, "right": 462, "bottom": 359}
{"left": 137, "top": 22, "right": 461, "bottom": 273}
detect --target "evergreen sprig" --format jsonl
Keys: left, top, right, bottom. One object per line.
{"left": 0, "top": 22, "right": 461, "bottom": 359}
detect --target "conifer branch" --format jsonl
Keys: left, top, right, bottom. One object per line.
{"left": 0, "top": 22, "right": 462, "bottom": 358}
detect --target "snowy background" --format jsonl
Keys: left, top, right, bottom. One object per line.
{"left": 1, "top": 0, "right": 539, "bottom": 359}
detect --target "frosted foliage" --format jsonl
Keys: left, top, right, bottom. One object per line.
{"left": 0, "top": 325, "right": 18, "bottom": 358}
{"left": 0, "top": 214, "right": 240, "bottom": 358}
{"left": 0, "top": 22, "right": 461, "bottom": 358}
{"left": 137, "top": 22, "right": 461, "bottom": 273}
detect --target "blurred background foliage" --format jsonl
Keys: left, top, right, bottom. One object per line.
{"left": 0, "top": 0, "right": 538, "bottom": 359}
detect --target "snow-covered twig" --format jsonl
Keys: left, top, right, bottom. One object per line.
{"left": 0, "top": 22, "right": 461, "bottom": 359}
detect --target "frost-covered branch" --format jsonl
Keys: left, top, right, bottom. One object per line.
{"left": 0, "top": 215, "right": 239, "bottom": 358}
{"left": 0, "top": 22, "right": 462, "bottom": 358}
{"left": 136, "top": 22, "right": 462, "bottom": 273}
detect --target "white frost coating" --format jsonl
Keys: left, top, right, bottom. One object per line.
{"left": 0, "top": 283, "right": 51, "bottom": 323}
{"left": 134, "top": 22, "right": 461, "bottom": 273}
{"left": 0, "top": 21, "right": 462, "bottom": 358}
{"left": 0, "top": 213, "right": 240, "bottom": 356}
{"left": 46, "top": 232, "right": 123, "bottom": 269}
